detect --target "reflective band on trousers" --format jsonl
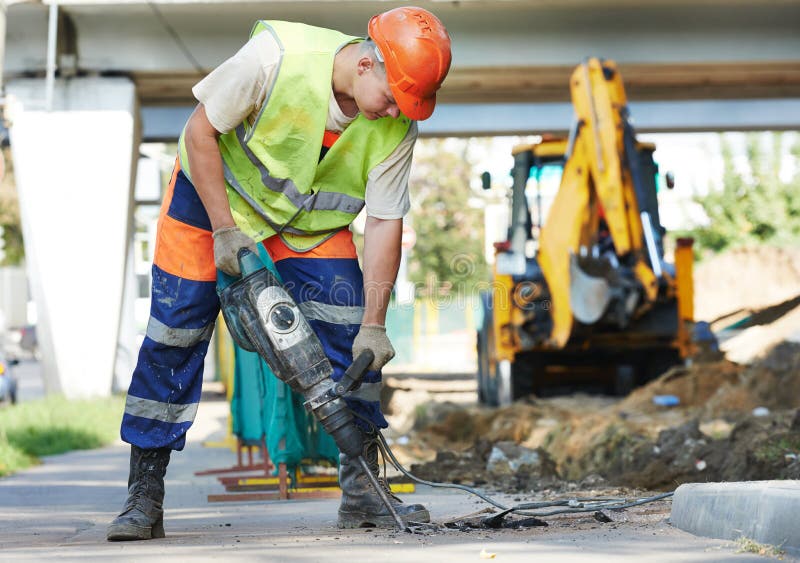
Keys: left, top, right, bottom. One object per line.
{"left": 125, "top": 395, "right": 199, "bottom": 424}
{"left": 294, "top": 300, "right": 378, "bottom": 401}
{"left": 146, "top": 316, "right": 214, "bottom": 348}
{"left": 298, "top": 300, "right": 364, "bottom": 325}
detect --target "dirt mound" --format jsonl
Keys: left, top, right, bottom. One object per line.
{"left": 548, "top": 343, "right": 800, "bottom": 486}
{"left": 707, "top": 342, "right": 800, "bottom": 414}
{"left": 721, "top": 302, "right": 800, "bottom": 364}
{"left": 417, "top": 402, "right": 545, "bottom": 449}
{"left": 402, "top": 342, "right": 800, "bottom": 491}
{"left": 616, "top": 361, "right": 743, "bottom": 415}
{"left": 694, "top": 246, "right": 800, "bottom": 323}
{"left": 412, "top": 407, "right": 800, "bottom": 491}
{"left": 614, "top": 411, "right": 800, "bottom": 489}
{"left": 410, "top": 445, "right": 491, "bottom": 487}
{"left": 409, "top": 439, "right": 561, "bottom": 492}
{"left": 615, "top": 342, "right": 800, "bottom": 417}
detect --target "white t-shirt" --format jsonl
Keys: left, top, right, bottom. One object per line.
{"left": 192, "top": 31, "right": 416, "bottom": 220}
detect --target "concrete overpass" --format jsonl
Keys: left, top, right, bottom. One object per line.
{"left": 1, "top": 0, "right": 799, "bottom": 398}
{"left": 5, "top": 0, "right": 800, "bottom": 136}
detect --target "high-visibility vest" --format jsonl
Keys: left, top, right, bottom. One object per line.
{"left": 178, "top": 20, "right": 412, "bottom": 251}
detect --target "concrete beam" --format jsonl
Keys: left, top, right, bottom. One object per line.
{"left": 32, "top": 0, "right": 800, "bottom": 5}
{"left": 139, "top": 98, "right": 800, "bottom": 140}
{"left": 440, "top": 62, "right": 800, "bottom": 104}
{"left": 6, "top": 1, "right": 800, "bottom": 77}
{"left": 130, "top": 62, "right": 800, "bottom": 106}
{"left": 421, "top": 99, "right": 800, "bottom": 136}
{"left": 7, "top": 97, "right": 798, "bottom": 142}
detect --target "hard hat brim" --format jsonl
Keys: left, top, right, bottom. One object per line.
{"left": 393, "top": 88, "right": 436, "bottom": 121}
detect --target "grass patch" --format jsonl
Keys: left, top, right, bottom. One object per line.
{"left": 736, "top": 537, "right": 785, "bottom": 559}
{"left": 0, "top": 394, "right": 125, "bottom": 477}
{"left": 753, "top": 434, "right": 800, "bottom": 464}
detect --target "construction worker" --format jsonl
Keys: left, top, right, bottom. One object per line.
{"left": 107, "top": 7, "right": 451, "bottom": 540}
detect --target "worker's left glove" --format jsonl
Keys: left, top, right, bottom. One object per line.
{"left": 212, "top": 226, "right": 258, "bottom": 277}
{"left": 352, "top": 324, "right": 395, "bottom": 371}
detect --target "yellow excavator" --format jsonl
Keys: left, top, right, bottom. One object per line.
{"left": 477, "top": 58, "right": 698, "bottom": 406}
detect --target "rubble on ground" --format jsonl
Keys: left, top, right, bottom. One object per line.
{"left": 386, "top": 247, "right": 800, "bottom": 493}
{"left": 392, "top": 342, "right": 800, "bottom": 492}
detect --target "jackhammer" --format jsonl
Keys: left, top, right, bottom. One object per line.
{"left": 217, "top": 249, "right": 409, "bottom": 531}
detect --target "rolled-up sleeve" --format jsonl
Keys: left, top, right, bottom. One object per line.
{"left": 191, "top": 33, "right": 281, "bottom": 134}
{"left": 364, "top": 121, "right": 418, "bottom": 219}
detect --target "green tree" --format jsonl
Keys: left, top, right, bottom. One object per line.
{"left": 0, "top": 147, "right": 25, "bottom": 266}
{"left": 407, "top": 138, "right": 488, "bottom": 294}
{"left": 690, "top": 133, "right": 800, "bottom": 253}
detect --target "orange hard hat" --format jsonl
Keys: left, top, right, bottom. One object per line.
{"left": 368, "top": 6, "right": 452, "bottom": 121}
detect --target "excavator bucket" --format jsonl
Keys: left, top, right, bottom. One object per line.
{"left": 569, "top": 253, "right": 612, "bottom": 324}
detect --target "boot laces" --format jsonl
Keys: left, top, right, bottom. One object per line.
{"left": 125, "top": 450, "right": 167, "bottom": 512}
{"left": 352, "top": 414, "right": 404, "bottom": 503}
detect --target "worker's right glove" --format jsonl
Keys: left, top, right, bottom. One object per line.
{"left": 352, "top": 324, "right": 395, "bottom": 371}
{"left": 212, "top": 226, "right": 258, "bottom": 277}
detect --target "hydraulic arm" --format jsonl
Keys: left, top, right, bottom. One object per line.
{"left": 537, "top": 58, "right": 659, "bottom": 347}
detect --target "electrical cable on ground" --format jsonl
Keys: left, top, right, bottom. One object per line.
{"left": 354, "top": 412, "right": 674, "bottom": 521}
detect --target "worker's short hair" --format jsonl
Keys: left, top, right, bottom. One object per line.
{"left": 361, "top": 38, "right": 386, "bottom": 73}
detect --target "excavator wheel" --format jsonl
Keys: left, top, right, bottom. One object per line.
{"left": 613, "top": 364, "right": 636, "bottom": 396}
{"left": 477, "top": 292, "right": 538, "bottom": 406}
{"left": 476, "top": 329, "right": 491, "bottom": 405}
{"left": 497, "top": 358, "right": 536, "bottom": 406}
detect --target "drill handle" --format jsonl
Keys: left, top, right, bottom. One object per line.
{"left": 334, "top": 350, "right": 375, "bottom": 397}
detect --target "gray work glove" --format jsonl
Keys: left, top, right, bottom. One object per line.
{"left": 212, "top": 226, "right": 258, "bottom": 277}
{"left": 352, "top": 324, "right": 395, "bottom": 371}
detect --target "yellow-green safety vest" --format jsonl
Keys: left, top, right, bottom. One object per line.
{"left": 178, "top": 20, "right": 412, "bottom": 251}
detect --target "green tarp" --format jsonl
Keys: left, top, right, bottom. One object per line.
{"left": 228, "top": 247, "right": 339, "bottom": 471}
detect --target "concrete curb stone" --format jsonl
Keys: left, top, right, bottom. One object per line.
{"left": 671, "top": 480, "right": 800, "bottom": 555}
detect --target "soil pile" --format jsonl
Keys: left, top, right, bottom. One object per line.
{"left": 694, "top": 246, "right": 800, "bottom": 323}
{"left": 391, "top": 246, "right": 800, "bottom": 492}
{"left": 615, "top": 342, "right": 800, "bottom": 417}
{"left": 401, "top": 343, "right": 800, "bottom": 491}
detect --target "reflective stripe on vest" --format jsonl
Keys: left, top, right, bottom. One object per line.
{"left": 230, "top": 123, "right": 365, "bottom": 215}
{"left": 178, "top": 20, "right": 411, "bottom": 250}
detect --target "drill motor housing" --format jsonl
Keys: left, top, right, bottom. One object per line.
{"left": 217, "top": 249, "right": 365, "bottom": 458}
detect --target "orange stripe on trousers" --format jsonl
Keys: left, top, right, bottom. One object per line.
{"left": 152, "top": 160, "right": 217, "bottom": 282}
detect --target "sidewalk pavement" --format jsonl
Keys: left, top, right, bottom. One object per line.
{"left": 0, "top": 391, "right": 787, "bottom": 562}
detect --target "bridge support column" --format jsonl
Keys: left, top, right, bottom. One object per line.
{"left": 7, "top": 77, "right": 139, "bottom": 398}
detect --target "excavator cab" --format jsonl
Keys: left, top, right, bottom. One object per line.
{"left": 522, "top": 139, "right": 668, "bottom": 273}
